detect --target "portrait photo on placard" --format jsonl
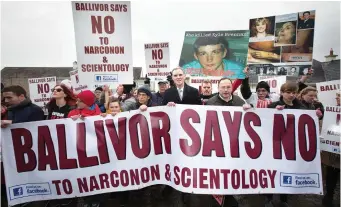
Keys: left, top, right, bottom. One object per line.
{"left": 276, "top": 66, "right": 288, "bottom": 75}
{"left": 267, "top": 67, "right": 277, "bottom": 75}
{"left": 298, "top": 65, "right": 312, "bottom": 75}
{"left": 248, "top": 41, "right": 281, "bottom": 64}
{"left": 274, "top": 13, "right": 298, "bottom": 47}
{"left": 248, "top": 66, "right": 257, "bottom": 75}
{"left": 256, "top": 66, "right": 268, "bottom": 76}
{"left": 281, "top": 29, "right": 314, "bottom": 62}
{"left": 274, "top": 21, "right": 297, "bottom": 47}
{"left": 298, "top": 10, "right": 315, "bottom": 29}
{"left": 249, "top": 16, "right": 275, "bottom": 42}
{"left": 179, "top": 30, "right": 249, "bottom": 79}
{"left": 287, "top": 66, "right": 299, "bottom": 76}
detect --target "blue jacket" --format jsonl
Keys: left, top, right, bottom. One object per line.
{"left": 7, "top": 99, "right": 45, "bottom": 124}
{"left": 152, "top": 92, "right": 164, "bottom": 106}
{"left": 95, "top": 100, "right": 106, "bottom": 113}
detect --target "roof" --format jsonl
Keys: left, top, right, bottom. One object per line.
{"left": 321, "top": 59, "right": 340, "bottom": 81}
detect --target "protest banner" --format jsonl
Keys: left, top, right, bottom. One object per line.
{"left": 179, "top": 30, "right": 249, "bottom": 80}
{"left": 316, "top": 80, "right": 340, "bottom": 106}
{"left": 320, "top": 106, "right": 340, "bottom": 154}
{"left": 258, "top": 76, "right": 287, "bottom": 94}
{"left": 28, "top": 77, "right": 56, "bottom": 107}
{"left": 69, "top": 70, "right": 88, "bottom": 92}
{"left": 189, "top": 76, "right": 221, "bottom": 94}
{"left": 2, "top": 105, "right": 322, "bottom": 206}
{"left": 144, "top": 42, "right": 170, "bottom": 81}
{"left": 72, "top": 1, "right": 133, "bottom": 88}
{"left": 248, "top": 11, "right": 316, "bottom": 77}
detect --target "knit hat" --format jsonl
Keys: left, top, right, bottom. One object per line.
{"left": 77, "top": 90, "right": 96, "bottom": 107}
{"left": 137, "top": 87, "right": 152, "bottom": 98}
{"left": 256, "top": 81, "right": 270, "bottom": 93}
{"left": 95, "top": 87, "right": 103, "bottom": 92}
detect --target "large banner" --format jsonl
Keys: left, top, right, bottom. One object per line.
{"left": 28, "top": 77, "right": 56, "bottom": 107}
{"left": 72, "top": 1, "right": 133, "bottom": 88}
{"left": 2, "top": 105, "right": 322, "bottom": 206}
{"left": 144, "top": 42, "right": 170, "bottom": 81}
{"left": 179, "top": 30, "right": 249, "bottom": 79}
{"left": 258, "top": 76, "right": 287, "bottom": 94}
{"left": 248, "top": 11, "right": 316, "bottom": 76}
{"left": 316, "top": 80, "right": 340, "bottom": 106}
{"left": 320, "top": 106, "right": 340, "bottom": 154}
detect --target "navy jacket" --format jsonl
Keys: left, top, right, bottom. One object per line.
{"left": 7, "top": 99, "right": 45, "bottom": 124}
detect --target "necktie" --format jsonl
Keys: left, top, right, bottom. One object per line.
{"left": 178, "top": 88, "right": 183, "bottom": 100}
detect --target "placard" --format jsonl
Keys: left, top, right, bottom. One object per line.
{"left": 28, "top": 77, "right": 56, "bottom": 107}
{"left": 145, "top": 42, "right": 170, "bottom": 81}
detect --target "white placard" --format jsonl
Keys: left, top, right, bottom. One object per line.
{"left": 69, "top": 70, "right": 89, "bottom": 92}
{"left": 72, "top": 1, "right": 133, "bottom": 88}
{"left": 28, "top": 77, "right": 56, "bottom": 107}
{"left": 316, "top": 80, "right": 340, "bottom": 106}
{"left": 144, "top": 42, "right": 170, "bottom": 81}
{"left": 320, "top": 106, "right": 341, "bottom": 154}
{"left": 258, "top": 76, "right": 287, "bottom": 94}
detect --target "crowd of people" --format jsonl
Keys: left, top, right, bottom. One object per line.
{"left": 0, "top": 66, "right": 340, "bottom": 207}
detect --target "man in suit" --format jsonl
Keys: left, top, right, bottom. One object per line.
{"left": 162, "top": 67, "right": 202, "bottom": 105}
{"left": 298, "top": 11, "right": 314, "bottom": 29}
{"left": 161, "top": 67, "right": 201, "bottom": 205}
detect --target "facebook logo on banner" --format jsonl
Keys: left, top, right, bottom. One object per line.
{"left": 283, "top": 176, "right": 292, "bottom": 184}
{"left": 13, "top": 187, "right": 23, "bottom": 196}
{"left": 96, "top": 76, "right": 101, "bottom": 81}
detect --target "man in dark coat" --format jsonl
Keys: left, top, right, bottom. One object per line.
{"left": 162, "top": 67, "right": 201, "bottom": 105}
{"left": 1, "top": 85, "right": 44, "bottom": 128}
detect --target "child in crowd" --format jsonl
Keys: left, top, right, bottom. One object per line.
{"left": 68, "top": 90, "right": 101, "bottom": 120}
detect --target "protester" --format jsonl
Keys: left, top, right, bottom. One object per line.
{"left": 136, "top": 87, "right": 156, "bottom": 110}
{"left": 46, "top": 84, "right": 77, "bottom": 119}
{"left": 113, "top": 84, "right": 124, "bottom": 99}
{"left": 161, "top": 67, "right": 201, "bottom": 205}
{"left": 200, "top": 79, "right": 215, "bottom": 104}
{"left": 120, "top": 83, "right": 137, "bottom": 111}
{"left": 206, "top": 78, "right": 245, "bottom": 106}
{"left": 94, "top": 87, "right": 106, "bottom": 113}
{"left": 297, "top": 86, "right": 323, "bottom": 119}
{"left": 240, "top": 68, "right": 280, "bottom": 108}
{"left": 205, "top": 77, "right": 245, "bottom": 206}
{"left": 100, "top": 98, "right": 121, "bottom": 117}
{"left": 152, "top": 80, "right": 168, "bottom": 106}
{"left": 1, "top": 85, "right": 44, "bottom": 127}
{"left": 266, "top": 81, "right": 305, "bottom": 207}
{"left": 68, "top": 90, "right": 101, "bottom": 120}
{"left": 162, "top": 67, "right": 202, "bottom": 105}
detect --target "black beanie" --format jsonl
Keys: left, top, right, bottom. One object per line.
{"left": 137, "top": 87, "right": 152, "bottom": 98}
{"left": 256, "top": 81, "right": 270, "bottom": 93}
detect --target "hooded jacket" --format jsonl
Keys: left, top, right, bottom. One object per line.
{"left": 7, "top": 99, "right": 45, "bottom": 123}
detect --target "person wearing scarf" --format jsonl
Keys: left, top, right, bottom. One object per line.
{"left": 68, "top": 90, "right": 101, "bottom": 120}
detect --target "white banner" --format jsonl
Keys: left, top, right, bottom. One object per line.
{"left": 2, "top": 105, "right": 322, "bottom": 206}
{"left": 28, "top": 77, "right": 56, "bottom": 107}
{"left": 69, "top": 70, "right": 89, "bottom": 92}
{"left": 320, "top": 106, "right": 340, "bottom": 154}
{"left": 72, "top": 1, "right": 133, "bottom": 88}
{"left": 144, "top": 42, "right": 170, "bottom": 81}
{"left": 258, "top": 76, "right": 287, "bottom": 94}
{"left": 316, "top": 80, "right": 340, "bottom": 106}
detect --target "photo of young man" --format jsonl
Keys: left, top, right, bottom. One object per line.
{"left": 179, "top": 31, "right": 249, "bottom": 79}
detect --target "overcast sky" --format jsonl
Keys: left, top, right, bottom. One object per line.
{"left": 1, "top": 1, "right": 340, "bottom": 73}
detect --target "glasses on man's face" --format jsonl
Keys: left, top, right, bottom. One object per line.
{"left": 52, "top": 88, "right": 63, "bottom": 93}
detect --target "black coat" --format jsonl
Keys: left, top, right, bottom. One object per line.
{"left": 162, "top": 84, "right": 201, "bottom": 105}
{"left": 7, "top": 99, "right": 45, "bottom": 123}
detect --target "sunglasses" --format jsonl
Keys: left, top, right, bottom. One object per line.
{"left": 52, "top": 88, "right": 63, "bottom": 93}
